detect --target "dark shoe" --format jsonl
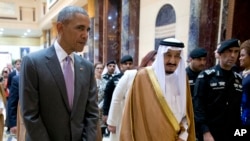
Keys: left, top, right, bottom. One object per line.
{"left": 104, "top": 128, "right": 110, "bottom": 137}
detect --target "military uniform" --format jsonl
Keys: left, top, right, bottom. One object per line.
{"left": 186, "top": 66, "right": 200, "bottom": 97}
{"left": 193, "top": 64, "right": 242, "bottom": 141}
{"left": 98, "top": 73, "right": 115, "bottom": 136}
{"left": 102, "top": 72, "right": 124, "bottom": 116}
{"left": 98, "top": 73, "right": 114, "bottom": 107}
{"left": 186, "top": 47, "right": 207, "bottom": 97}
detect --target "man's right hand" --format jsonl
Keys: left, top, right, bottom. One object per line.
{"left": 203, "top": 132, "right": 215, "bottom": 141}
{"left": 108, "top": 125, "right": 116, "bottom": 133}
{"left": 10, "top": 126, "right": 17, "bottom": 135}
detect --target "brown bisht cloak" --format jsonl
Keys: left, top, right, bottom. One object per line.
{"left": 120, "top": 67, "right": 196, "bottom": 141}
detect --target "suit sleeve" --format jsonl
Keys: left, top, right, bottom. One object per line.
{"left": 19, "top": 56, "right": 50, "bottom": 141}
{"left": 193, "top": 72, "right": 210, "bottom": 134}
{"left": 8, "top": 76, "right": 19, "bottom": 128}
{"left": 82, "top": 64, "right": 99, "bottom": 141}
{"left": 7, "top": 71, "right": 14, "bottom": 89}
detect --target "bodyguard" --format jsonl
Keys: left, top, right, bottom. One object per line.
{"left": 186, "top": 48, "right": 207, "bottom": 96}
{"left": 193, "top": 38, "right": 242, "bottom": 141}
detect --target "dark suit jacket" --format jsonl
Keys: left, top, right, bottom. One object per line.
{"left": 19, "top": 46, "right": 99, "bottom": 141}
{"left": 8, "top": 75, "right": 19, "bottom": 128}
{"left": 7, "top": 70, "right": 17, "bottom": 89}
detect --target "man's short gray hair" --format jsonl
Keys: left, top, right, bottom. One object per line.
{"left": 57, "top": 6, "right": 89, "bottom": 24}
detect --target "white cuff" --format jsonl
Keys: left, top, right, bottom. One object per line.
{"left": 179, "top": 130, "right": 188, "bottom": 141}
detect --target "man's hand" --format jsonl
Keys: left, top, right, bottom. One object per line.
{"left": 10, "top": 126, "right": 17, "bottom": 135}
{"left": 203, "top": 132, "right": 215, "bottom": 141}
{"left": 108, "top": 125, "right": 116, "bottom": 133}
{"left": 102, "top": 115, "right": 108, "bottom": 123}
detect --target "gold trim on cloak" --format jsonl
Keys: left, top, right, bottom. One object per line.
{"left": 146, "top": 67, "right": 180, "bottom": 133}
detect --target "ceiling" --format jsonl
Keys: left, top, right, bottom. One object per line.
{"left": 0, "top": 0, "right": 88, "bottom": 38}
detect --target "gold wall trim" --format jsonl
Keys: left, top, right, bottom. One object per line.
{"left": 0, "top": 36, "right": 40, "bottom": 46}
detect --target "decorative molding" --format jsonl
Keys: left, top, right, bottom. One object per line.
{"left": 0, "top": 1, "right": 16, "bottom": 17}
{"left": 0, "top": 17, "right": 17, "bottom": 20}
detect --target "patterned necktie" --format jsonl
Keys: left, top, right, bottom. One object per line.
{"left": 63, "top": 56, "right": 74, "bottom": 109}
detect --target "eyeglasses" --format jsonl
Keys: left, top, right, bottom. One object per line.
{"left": 3, "top": 71, "right": 8, "bottom": 73}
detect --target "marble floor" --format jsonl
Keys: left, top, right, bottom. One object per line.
{"left": 2, "top": 112, "right": 110, "bottom": 141}
{"left": 3, "top": 137, "right": 110, "bottom": 141}
{"left": 3, "top": 128, "right": 17, "bottom": 141}
{"left": 3, "top": 129, "right": 110, "bottom": 141}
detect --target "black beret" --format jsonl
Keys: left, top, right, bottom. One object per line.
{"left": 106, "top": 60, "right": 116, "bottom": 66}
{"left": 121, "top": 55, "right": 133, "bottom": 64}
{"left": 189, "top": 48, "right": 207, "bottom": 58}
{"left": 217, "top": 38, "right": 240, "bottom": 53}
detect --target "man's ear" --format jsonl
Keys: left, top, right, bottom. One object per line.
{"left": 56, "top": 22, "right": 63, "bottom": 34}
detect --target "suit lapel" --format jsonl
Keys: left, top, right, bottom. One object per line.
{"left": 71, "top": 54, "right": 85, "bottom": 113}
{"left": 45, "top": 46, "right": 71, "bottom": 111}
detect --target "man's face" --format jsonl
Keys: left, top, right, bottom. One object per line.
{"left": 190, "top": 57, "right": 206, "bottom": 72}
{"left": 15, "top": 61, "right": 21, "bottom": 71}
{"left": 7, "top": 64, "right": 13, "bottom": 70}
{"left": 164, "top": 49, "right": 181, "bottom": 74}
{"left": 57, "top": 13, "right": 90, "bottom": 53}
{"left": 120, "top": 61, "right": 133, "bottom": 72}
{"left": 107, "top": 64, "right": 116, "bottom": 74}
{"left": 219, "top": 47, "right": 240, "bottom": 70}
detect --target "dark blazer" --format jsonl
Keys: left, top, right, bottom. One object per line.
{"left": 8, "top": 75, "right": 19, "bottom": 128}
{"left": 7, "top": 70, "right": 17, "bottom": 89}
{"left": 19, "top": 46, "right": 99, "bottom": 141}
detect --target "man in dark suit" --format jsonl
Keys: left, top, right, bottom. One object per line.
{"left": 8, "top": 75, "right": 19, "bottom": 135}
{"left": 6, "top": 59, "right": 21, "bottom": 133}
{"left": 19, "top": 6, "right": 99, "bottom": 141}
{"left": 7, "top": 59, "right": 21, "bottom": 90}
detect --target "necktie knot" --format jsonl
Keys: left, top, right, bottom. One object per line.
{"left": 65, "top": 56, "right": 71, "bottom": 63}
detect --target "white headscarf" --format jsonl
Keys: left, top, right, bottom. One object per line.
{"left": 152, "top": 38, "right": 187, "bottom": 120}
{"left": 101, "top": 64, "right": 120, "bottom": 75}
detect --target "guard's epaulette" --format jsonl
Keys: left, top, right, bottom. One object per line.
{"left": 234, "top": 72, "right": 242, "bottom": 79}
{"left": 197, "top": 69, "right": 215, "bottom": 78}
{"left": 204, "top": 69, "right": 216, "bottom": 75}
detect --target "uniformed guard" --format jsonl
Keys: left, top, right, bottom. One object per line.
{"left": 186, "top": 47, "right": 207, "bottom": 96}
{"left": 102, "top": 60, "right": 120, "bottom": 81}
{"left": 102, "top": 55, "right": 134, "bottom": 136}
{"left": 99, "top": 60, "right": 120, "bottom": 136}
{"left": 193, "top": 38, "right": 242, "bottom": 141}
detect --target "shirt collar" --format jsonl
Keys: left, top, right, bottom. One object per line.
{"left": 54, "top": 40, "right": 74, "bottom": 63}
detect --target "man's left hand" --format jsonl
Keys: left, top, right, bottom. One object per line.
{"left": 108, "top": 125, "right": 116, "bottom": 133}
